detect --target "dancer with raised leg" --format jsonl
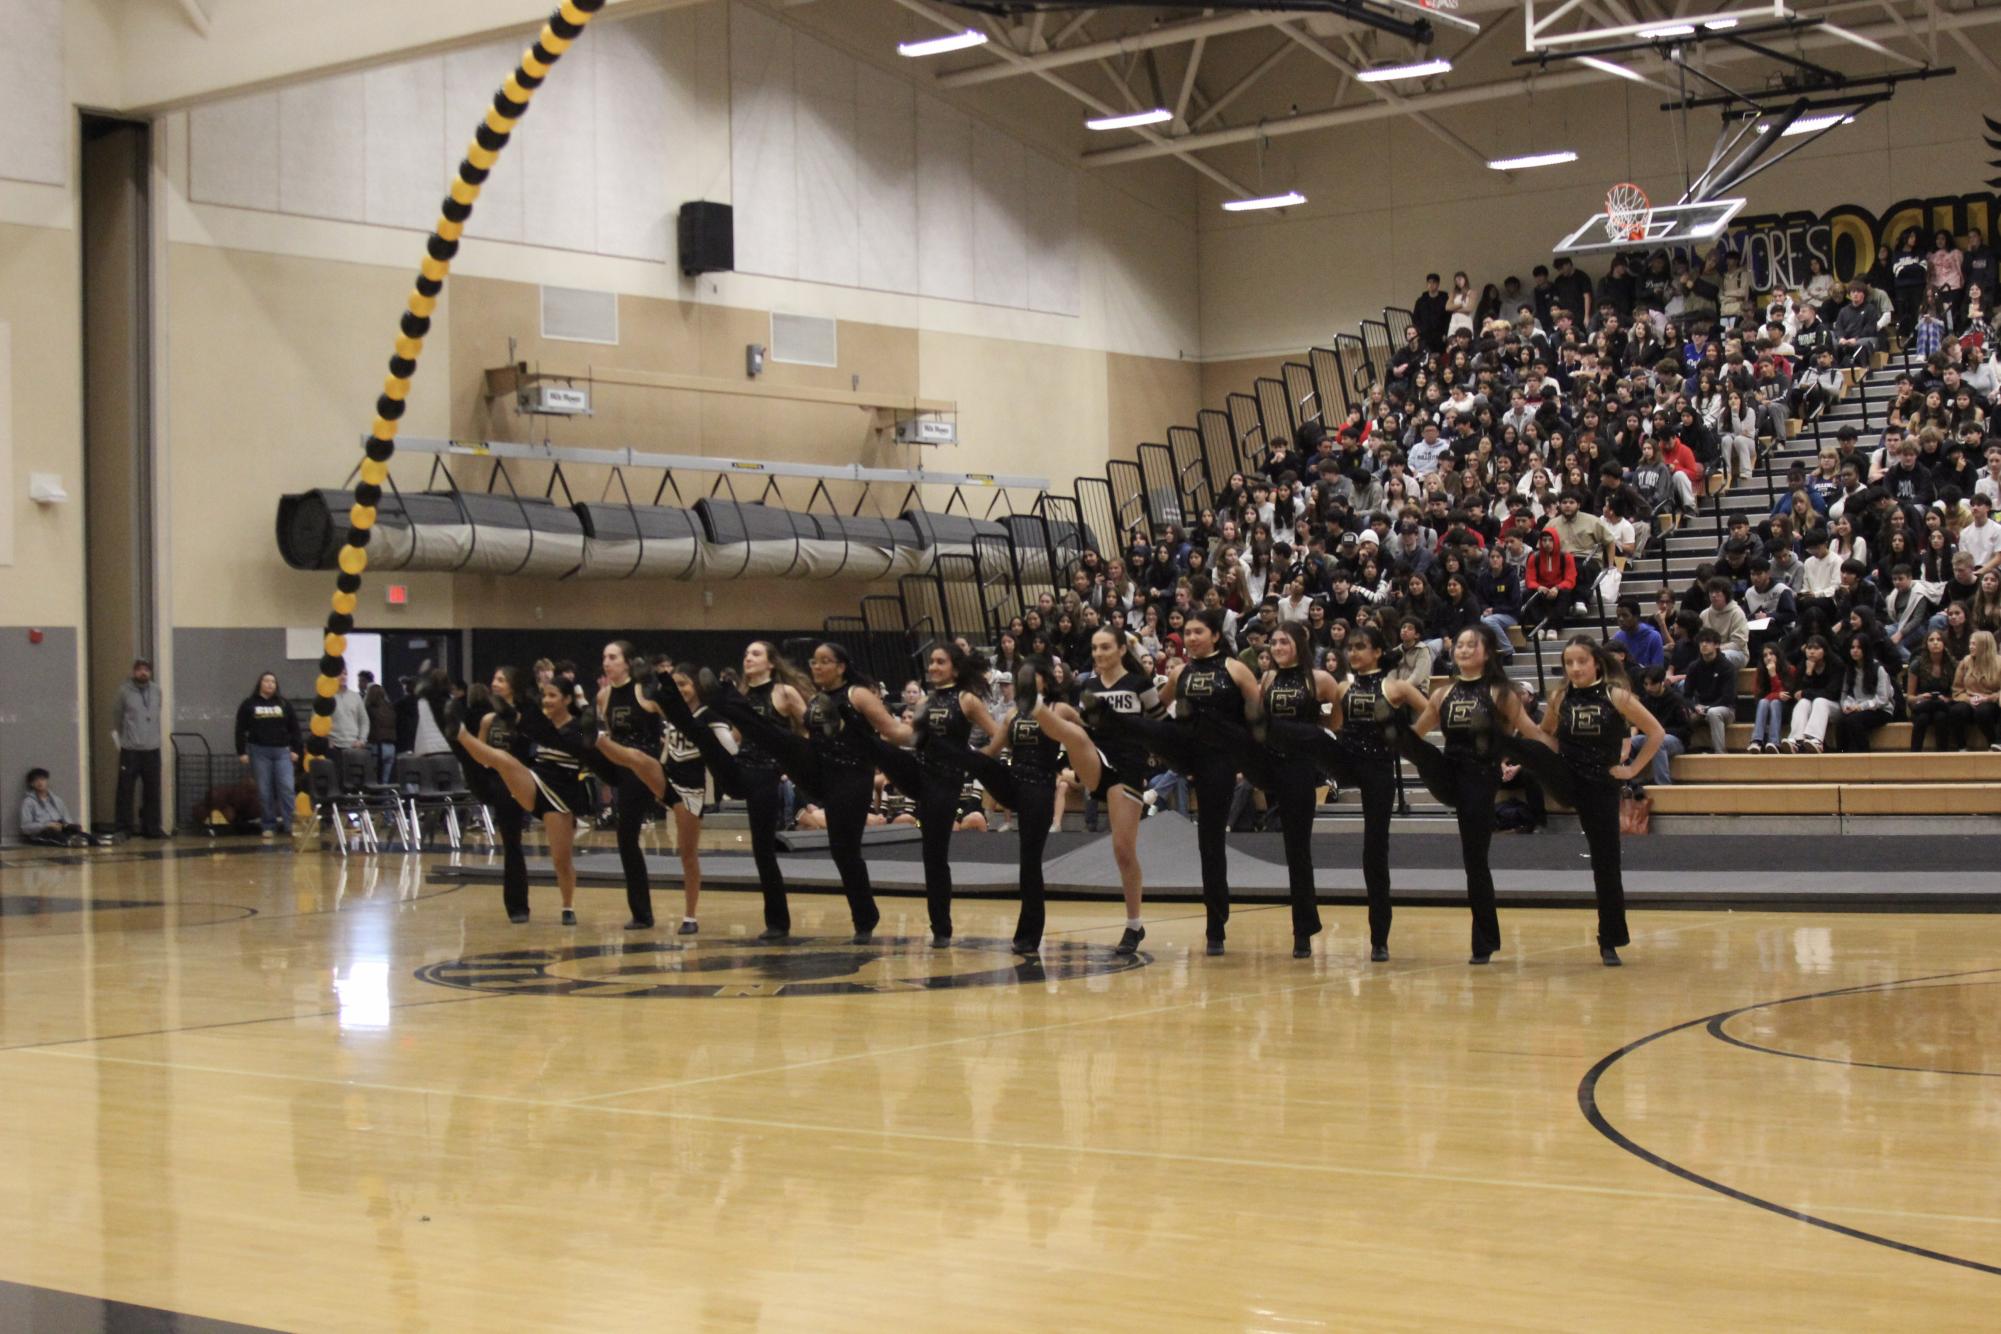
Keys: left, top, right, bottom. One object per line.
{"left": 898, "top": 643, "right": 1007, "bottom": 948}
{"left": 1404, "top": 625, "right": 1555, "bottom": 965}
{"left": 591, "top": 661, "right": 741, "bottom": 936}
{"left": 456, "top": 666, "right": 534, "bottom": 923}
{"left": 1030, "top": 629, "right": 1160, "bottom": 955}
{"left": 597, "top": 641, "right": 663, "bottom": 929}
{"left": 450, "top": 674, "right": 590, "bottom": 926}
{"left": 712, "top": 643, "right": 885, "bottom": 942}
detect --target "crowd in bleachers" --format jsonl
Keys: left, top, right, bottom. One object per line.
{"left": 971, "top": 228, "right": 2001, "bottom": 802}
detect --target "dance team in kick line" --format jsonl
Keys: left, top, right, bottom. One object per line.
{"left": 440, "top": 625, "right": 1661, "bottom": 967}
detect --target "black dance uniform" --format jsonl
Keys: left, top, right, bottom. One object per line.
{"left": 911, "top": 688, "right": 973, "bottom": 938}
{"left": 481, "top": 706, "right": 531, "bottom": 920}
{"left": 604, "top": 679, "right": 661, "bottom": 926}
{"left": 1339, "top": 670, "right": 1402, "bottom": 950}
{"left": 1004, "top": 710, "right": 1064, "bottom": 948}
{"left": 1262, "top": 666, "right": 1325, "bottom": 942}
{"left": 1438, "top": 677, "right": 1504, "bottom": 958}
{"left": 804, "top": 687, "right": 883, "bottom": 934}
{"left": 1176, "top": 655, "right": 1247, "bottom": 946}
{"left": 737, "top": 681, "right": 793, "bottom": 934}
{"left": 1553, "top": 680, "right": 1631, "bottom": 950}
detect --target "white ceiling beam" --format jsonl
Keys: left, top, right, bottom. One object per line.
{"left": 1087, "top": 1, "right": 2001, "bottom": 169}
{"left": 1192, "top": 38, "right": 1295, "bottom": 129}
{"left": 935, "top": 10, "right": 1295, "bottom": 89}
{"left": 1175, "top": 33, "right": 1210, "bottom": 122}
{"left": 888, "top": 0, "right": 1252, "bottom": 195}
{"left": 1278, "top": 23, "right": 1494, "bottom": 169}
{"left": 1049, "top": 9, "right": 1097, "bottom": 50}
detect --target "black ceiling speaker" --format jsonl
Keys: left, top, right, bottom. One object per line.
{"left": 678, "top": 201, "right": 734, "bottom": 277}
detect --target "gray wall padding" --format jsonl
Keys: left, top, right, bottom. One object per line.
{"left": 0, "top": 627, "right": 81, "bottom": 843}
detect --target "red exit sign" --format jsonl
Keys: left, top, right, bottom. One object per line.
{"left": 386, "top": 585, "right": 409, "bottom": 606}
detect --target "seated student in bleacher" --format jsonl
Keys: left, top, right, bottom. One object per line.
{"left": 1742, "top": 557, "right": 1798, "bottom": 659}
{"left": 1748, "top": 643, "right": 1798, "bottom": 753}
{"left": 1906, "top": 630, "right": 1961, "bottom": 751}
{"left": 1612, "top": 598, "right": 1665, "bottom": 670}
{"left": 1948, "top": 629, "right": 2001, "bottom": 750}
{"left": 1631, "top": 667, "right": 1695, "bottom": 787}
{"left": 1767, "top": 536, "right": 1808, "bottom": 594}
{"left": 1835, "top": 635, "right": 1899, "bottom": 752}
{"left": 1685, "top": 629, "right": 1739, "bottom": 755}
{"left": 1778, "top": 635, "right": 1842, "bottom": 754}
{"left": 1699, "top": 577, "right": 1751, "bottom": 671}
{"left": 1523, "top": 528, "right": 1578, "bottom": 639}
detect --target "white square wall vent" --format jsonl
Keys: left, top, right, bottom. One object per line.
{"left": 541, "top": 286, "right": 620, "bottom": 345}
{"left": 770, "top": 312, "right": 838, "bottom": 368}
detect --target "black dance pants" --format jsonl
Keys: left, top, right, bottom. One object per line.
{"left": 1269, "top": 766, "right": 1323, "bottom": 941}
{"left": 1451, "top": 761, "right": 1503, "bottom": 957}
{"left": 1573, "top": 780, "right": 1630, "bottom": 948}
{"left": 741, "top": 766, "right": 791, "bottom": 933}
{"left": 818, "top": 765, "right": 881, "bottom": 933}
{"left": 612, "top": 769, "right": 656, "bottom": 925}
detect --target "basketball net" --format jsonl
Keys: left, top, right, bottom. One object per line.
{"left": 1604, "top": 182, "right": 1651, "bottom": 244}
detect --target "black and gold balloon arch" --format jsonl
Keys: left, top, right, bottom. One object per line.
{"left": 306, "top": 0, "right": 610, "bottom": 755}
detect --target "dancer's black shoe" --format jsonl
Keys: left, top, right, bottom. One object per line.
{"left": 560, "top": 909, "right": 577, "bottom": 926}
{"left": 1012, "top": 937, "right": 1039, "bottom": 955}
{"left": 930, "top": 933, "right": 951, "bottom": 949}
{"left": 573, "top": 706, "right": 602, "bottom": 747}
{"left": 1600, "top": 945, "right": 1623, "bottom": 967}
{"left": 441, "top": 696, "right": 466, "bottom": 742}
{"left": 508, "top": 911, "right": 531, "bottom": 925}
{"left": 1370, "top": 944, "right": 1390, "bottom": 963}
{"left": 1115, "top": 925, "right": 1145, "bottom": 956}
{"left": 757, "top": 927, "right": 790, "bottom": 943}
{"left": 678, "top": 919, "right": 699, "bottom": 936}
{"left": 1469, "top": 952, "right": 1491, "bottom": 966}
{"left": 623, "top": 917, "right": 653, "bottom": 930}
{"left": 1292, "top": 937, "right": 1311, "bottom": 959}
{"left": 1205, "top": 939, "right": 1224, "bottom": 957}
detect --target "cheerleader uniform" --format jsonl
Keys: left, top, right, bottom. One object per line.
{"left": 604, "top": 678, "right": 661, "bottom": 927}
{"left": 482, "top": 705, "right": 531, "bottom": 921}
{"left": 1077, "top": 671, "right": 1160, "bottom": 803}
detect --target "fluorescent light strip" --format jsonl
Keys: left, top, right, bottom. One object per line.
{"left": 1640, "top": 23, "right": 1697, "bottom": 37}
{"left": 1755, "top": 112, "right": 1855, "bottom": 136}
{"left": 1703, "top": 16, "right": 1740, "bottom": 29}
{"left": 1355, "top": 57, "right": 1452, "bottom": 82}
{"left": 1579, "top": 55, "right": 1646, "bottom": 82}
{"left": 1487, "top": 150, "right": 1579, "bottom": 171}
{"left": 1222, "top": 191, "right": 1306, "bottom": 212}
{"left": 1086, "top": 107, "right": 1173, "bottom": 131}
{"left": 897, "top": 30, "right": 988, "bottom": 57}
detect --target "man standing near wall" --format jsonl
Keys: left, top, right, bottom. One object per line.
{"left": 328, "top": 670, "right": 368, "bottom": 752}
{"left": 115, "top": 659, "right": 165, "bottom": 839}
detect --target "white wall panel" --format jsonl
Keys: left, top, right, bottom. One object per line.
{"left": 855, "top": 79, "right": 916, "bottom": 296}
{"left": 521, "top": 36, "right": 599, "bottom": 253}
{"left": 1025, "top": 149, "right": 1081, "bottom": 318}
{"left": 595, "top": 14, "right": 675, "bottom": 263}
{"left": 792, "top": 34, "right": 858, "bottom": 289}
{"left": 278, "top": 75, "right": 369, "bottom": 224}
{"left": 0, "top": 0, "right": 64, "bottom": 187}
{"left": 729, "top": 2, "right": 797, "bottom": 279}
{"left": 443, "top": 42, "right": 526, "bottom": 244}
{"left": 915, "top": 96, "right": 974, "bottom": 304}
{"left": 190, "top": 94, "right": 282, "bottom": 212}
{"left": 364, "top": 60, "right": 448, "bottom": 232}
{"left": 971, "top": 125, "right": 1028, "bottom": 310}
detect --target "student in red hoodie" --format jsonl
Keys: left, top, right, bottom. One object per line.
{"left": 1660, "top": 430, "right": 1707, "bottom": 509}
{"left": 1524, "top": 528, "right": 1579, "bottom": 638}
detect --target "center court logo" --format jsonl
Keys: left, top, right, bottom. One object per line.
{"left": 414, "top": 936, "right": 1150, "bottom": 999}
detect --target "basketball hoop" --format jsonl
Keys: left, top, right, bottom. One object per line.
{"left": 1604, "top": 182, "right": 1652, "bottom": 244}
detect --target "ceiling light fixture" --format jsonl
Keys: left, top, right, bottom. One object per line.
{"left": 1640, "top": 23, "right": 1697, "bottom": 38}
{"left": 1702, "top": 16, "right": 1741, "bottom": 29}
{"left": 1487, "top": 150, "right": 1580, "bottom": 171}
{"left": 1755, "top": 112, "right": 1856, "bottom": 136}
{"left": 1355, "top": 57, "right": 1452, "bottom": 83}
{"left": 1086, "top": 107, "right": 1173, "bottom": 131}
{"left": 1222, "top": 191, "right": 1307, "bottom": 212}
{"left": 1579, "top": 56, "right": 1647, "bottom": 82}
{"left": 897, "top": 30, "right": 988, "bottom": 58}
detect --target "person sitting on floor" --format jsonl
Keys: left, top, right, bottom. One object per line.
{"left": 19, "top": 768, "right": 104, "bottom": 847}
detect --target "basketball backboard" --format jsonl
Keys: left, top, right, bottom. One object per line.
{"left": 1554, "top": 197, "right": 1747, "bottom": 255}
{"left": 1524, "top": 1, "right": 1794, "bottom": 51}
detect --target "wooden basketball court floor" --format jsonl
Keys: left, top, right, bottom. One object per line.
{"left": 1, "top": 840, "right": 1996, "bottom": 1331}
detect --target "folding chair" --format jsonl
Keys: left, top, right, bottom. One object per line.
{"left": 337, "top": 747, "right": 399, "bottom": 852}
